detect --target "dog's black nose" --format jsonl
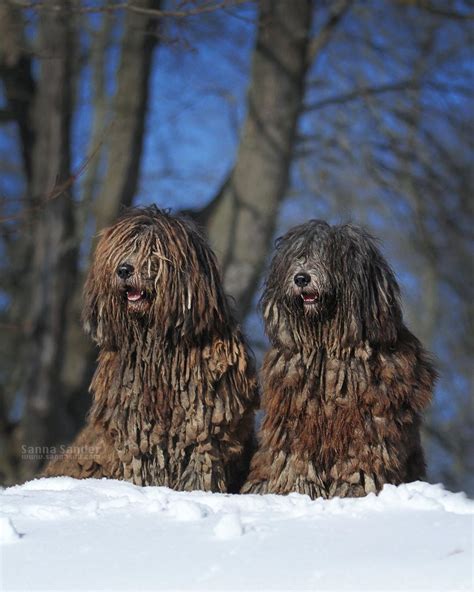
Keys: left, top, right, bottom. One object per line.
{"left": 294, "top": 273, "right": 311, "bottom": 287}
{"left": 117, "top": 263, "right": 134, "bottom": 280}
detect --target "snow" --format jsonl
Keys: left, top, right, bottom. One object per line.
{"left": 0, "top": 478, "right": 472, "bottom": 591}
{"left": 213, "top": 513, "right": 244, "bottom": 540}
{"left": 0, "top": 517, "right": 21, "bottom": 544}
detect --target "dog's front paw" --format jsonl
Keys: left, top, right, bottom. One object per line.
{"left": 240, "top": 479, "right": 269, "bottom": 495}
{"left": 241, "top": 476, "right": 325, "bottom": 499}
{"left": 328, "top": 472, "right": 379, "bottom": 498}
{"left": 177, "top": 449, "right": 227, "bottom": 493}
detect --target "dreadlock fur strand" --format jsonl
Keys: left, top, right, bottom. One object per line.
{"left": 45, "top": 207, "right": 258, "bottom": 492}
{"left": 242, "top": 221, "right": 436, "bottom": 499}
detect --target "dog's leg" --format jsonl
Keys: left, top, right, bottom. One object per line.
{"left": 242, "top": 450, "right": 327, "bottom": 499}
{"left": 403, "top": 416, "right": 427, "bottom": 482}
{"left": 242, "top": 475, "right": 326, "bottom": 499}
{"left": 175, "top": 441, "right": 227, "bottom": 493}
{"left": 327, "top": 447, "right": 408, "bottom": 497}
{"left": 42, "top": 425, "right": 120, "bottom": 480}
{"left": 225, "top": 411, "right": 257, "bottom": 494}
{"left": 328, "top": 475, "right": 377, "bottom": 498}
{"left": 201, "top": 335, "right": 259, "bottom": 493}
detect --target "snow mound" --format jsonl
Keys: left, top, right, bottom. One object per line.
{"left": 3, "top": 476, "right": 472, "bottom": 522}
{"left": 0, "top": 478, "right": 472, "bottom": 591}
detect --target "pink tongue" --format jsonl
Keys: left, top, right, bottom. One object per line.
{"left": 303, "top": 295, "right": 315, "bottom": 302}
{"left": 127, "top": 289, "right": 142, "bottom": 302}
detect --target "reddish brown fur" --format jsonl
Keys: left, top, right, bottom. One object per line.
{"left": 242, "top": 221, "right": 436, "bottom": 498}
{"left": 44, "top": 207, "right": 258, "bottom": 492}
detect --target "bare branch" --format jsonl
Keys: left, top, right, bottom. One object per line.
{"left": 11, "top": 0, "right": 252, "bottom": 18}
{"left": 306, "top": 0, "right": 354, "bottom": 65}
{"left": 305, "top": 78, "right": 474, "bottom": 112}
{"left": 0, "top": 122, "right": 112, "bottom": 224}
{"left": 398, "top": 0, "right": 474, "bottom": 21}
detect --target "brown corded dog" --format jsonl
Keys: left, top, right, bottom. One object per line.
{"left": 45, "top": 206, "right": 257, "bottom": 492}
{"left": 242, "top": 220, "right": 436, "bottom": 498}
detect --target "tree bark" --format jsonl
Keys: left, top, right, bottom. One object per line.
{"left": 17, "top": 1, "right": 78, "bottom": 480}
{"left": 200, "top": 0, "right": 314, "bottom": 319}
{"left": 59, "top": 2, "right": 162, "bottom": 445}
{"left": 59, "top": 14, "right": 115, "bottom": 438}
{"left": 0, "top": 0, "right": 35, "bottom": 184}
{"left": 93, "top": 0, "right": 161, "bottom": 234}
{"left": 0, "top": 2, "right": 36, "bottom": 483}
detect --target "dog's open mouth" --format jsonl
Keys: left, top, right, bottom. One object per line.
{"left": 126, "top": 288, "right": 145, "bottom": 302}
{"left": 301, "top": 293, "right": 318, "bottom": 305}
{"left": 124, "top": 287, "right": 149, "bottom": 308}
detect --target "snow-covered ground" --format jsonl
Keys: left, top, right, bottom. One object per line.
{"left": 0, "top": 478, "right": 472, "bottom": 591}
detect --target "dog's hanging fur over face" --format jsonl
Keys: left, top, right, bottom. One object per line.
{"left": 45, "top": 206, "right": 258, "bottom": 492}
{"left": 242, "top": 220, "right": 436, "bottom": 499}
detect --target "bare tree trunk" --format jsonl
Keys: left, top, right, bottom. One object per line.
{"left": 60, "top": 1, "right": 162, "bottom": 442}
{"left": 17, "top": 2, "right": 78, "bottom": 480}
{"left": 0, "top": 1, "right": 36, "bottom": 482}
{"left": 60, "top": 14, "right": 115, "bottom": 438}
{"left": 78, "top": 13, "right": 114, "bottom": 230}
{"left": 200, "top": 0, "right": 313, "bottom": 319}
{"left": 94, "top": 0, "right": 161, "bottom": 233}
{"left": 0, "top": 0, "right": 35, "bottom": 184}
{"left": 200, "top": 0, "right": 351, "bottom": 320}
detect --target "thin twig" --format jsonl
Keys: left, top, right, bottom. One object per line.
{"left": 11, "top": 0, "right": 251, "bottom": 18}
{"left": 0, "top": 121, "right": 114, "bottom": 224}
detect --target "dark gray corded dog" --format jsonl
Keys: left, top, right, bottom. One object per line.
{"left": 243, "top": 221, "right": 436, "bottom": 498}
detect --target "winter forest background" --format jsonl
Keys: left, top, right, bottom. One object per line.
{"left": 0, "top": 0, "right": 472, "bottom": 495}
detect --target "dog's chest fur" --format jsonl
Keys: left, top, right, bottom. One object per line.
{"left": 89, "top": 336, "right": 214, "bottom": 486}
{"left": 262, "top": 342, "right": 418, "bottom": 470}
{"left": 241, "top": 326, "right": 433, "bottom": 498}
